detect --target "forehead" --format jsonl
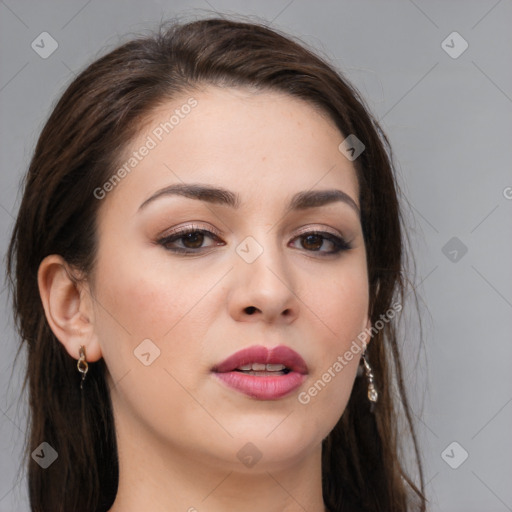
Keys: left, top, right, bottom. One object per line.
{"left": 99, "top": 86, "right": 360, "bottom": 217}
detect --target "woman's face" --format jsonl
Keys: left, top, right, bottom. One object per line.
{"left": 90, "top": 86, "right": 371, "bottom": 471}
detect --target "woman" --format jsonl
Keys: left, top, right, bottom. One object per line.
{"left": 7, "top": 16, "right": 426, "bottom": 512}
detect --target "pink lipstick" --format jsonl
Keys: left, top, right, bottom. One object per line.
{"left": 212, "top": 345, "right": 308, "bottom": 400}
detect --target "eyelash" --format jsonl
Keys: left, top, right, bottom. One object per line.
{"left": 156, "top": 224, "right": 352, "bottom": 256}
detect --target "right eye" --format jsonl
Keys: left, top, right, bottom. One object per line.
{"left": 157, "top": 226, "right": 225, "bottom": 254}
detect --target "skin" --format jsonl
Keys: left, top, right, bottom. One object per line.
{"left": 38, "top": 86, "right": 372, "bottom": 512}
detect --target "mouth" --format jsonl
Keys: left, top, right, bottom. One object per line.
{"left": 212, "top": 345, "right": 308, "bottom": 400}
{"left": 232, "top": 362, "right": 292, "bottom": 376}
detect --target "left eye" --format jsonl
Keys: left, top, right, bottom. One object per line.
{"left": 289, "top": 231, "right": 351, "bottom": 254}
{"left": 157, "top": 228, "right": 351, "bottom": 255}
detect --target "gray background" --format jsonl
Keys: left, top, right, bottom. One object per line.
{"left": 1, "top": 1, "right": 511, "bottom": 511}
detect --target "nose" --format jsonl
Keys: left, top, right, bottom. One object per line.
{"left": 227, "top": 234, "right": 300, "bottom": 325}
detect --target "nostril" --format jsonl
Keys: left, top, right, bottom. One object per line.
{"left": 245, "top": 306, "right": 257, "bottom": 314}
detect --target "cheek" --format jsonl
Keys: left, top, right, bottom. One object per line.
{"left": 295, "top": 262, "right": 368, "bottom": 424}
{"left": 91, "top": 245, "right": 222, "bottom": 374}
{"left": 306, "top": 260, "right": 369, "bottom": 345}
{"left": 94, "top": 241, "right": 179, "bottom": 332}
{"left": 90, "top": 247, "right": 217, "bottom": 423}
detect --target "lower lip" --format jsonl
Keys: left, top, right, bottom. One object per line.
{"left": 213, "top": 371, "right": 306, "bottom": 400}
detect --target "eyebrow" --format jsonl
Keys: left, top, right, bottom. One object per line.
{"left": 138, "top": 183, "right": 360, "bottom": 215}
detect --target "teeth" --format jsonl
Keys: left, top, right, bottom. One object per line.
{"left": 236, "top": 363, "right": 287, "bottom": 372}
{"left": 266, "top": 363, "right": 286, "bottom": 371}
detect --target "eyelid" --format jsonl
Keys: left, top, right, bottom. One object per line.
{"left": 293, "top": 224, "right": 348, "bottom": 242}
{"left": 160, "top": 222, "right": 348, "bottom": 242}
{"left": 161, "top": 222, "right": 223, "bottom": 239}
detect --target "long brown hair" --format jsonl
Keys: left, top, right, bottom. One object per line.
{"left": 6, "top": 15, "right": 426, "bottom": 512}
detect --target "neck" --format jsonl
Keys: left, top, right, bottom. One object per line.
{"left": 108, "top": 417, "right": 328, "bottom": 512}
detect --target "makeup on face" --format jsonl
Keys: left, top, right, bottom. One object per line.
{"left": 212, "top": 344, "right": 308, "bottom": 400}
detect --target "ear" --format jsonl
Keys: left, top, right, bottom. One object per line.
{"left": 37, "top": 254, "right": 102, "bottom": 363}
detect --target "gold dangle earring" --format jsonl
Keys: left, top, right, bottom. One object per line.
{"left": 361, "top": 349, "right": 378, "bottom": 411}
{"left": 77, "top": 345, "right": 89, "bottom": 390}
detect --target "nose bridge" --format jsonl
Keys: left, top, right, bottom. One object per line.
{"left": 236, "top": 224, "right": 286, "bottom": 278}
{"left": 230, "top": 227, "right": 298, "bottom": 321}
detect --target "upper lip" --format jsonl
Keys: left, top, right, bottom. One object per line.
{"left": 212, "top": 345, "right": 308, "bottom": 374}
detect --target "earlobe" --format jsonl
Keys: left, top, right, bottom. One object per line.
{"left": 37, "top": 254, "right": 103, "bottom": 362}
